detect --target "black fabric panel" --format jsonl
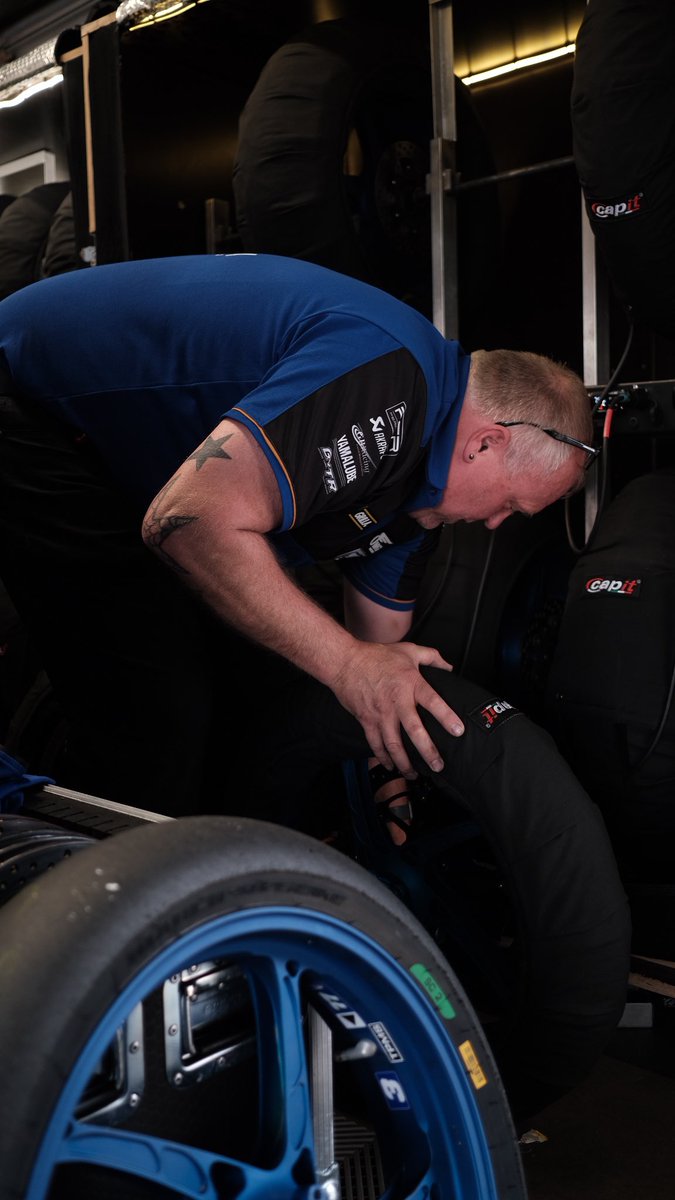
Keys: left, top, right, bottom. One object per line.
{"left": 88, "top": 21, "right": 129, "bottom": 263}
{"left": 571, "top": 0, "right": 675, "bottom": 339}
{"left": 548, "top": 469, "right": 675, "bottom": 728}
{"left": 546, "top": 469, "right": 675, "bottom": 879}
{"left": 572, "top": 0, "right": 675, "bottom": 194}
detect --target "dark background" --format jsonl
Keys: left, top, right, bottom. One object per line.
{"left": 0, "top": 0, "right": 637, "bottom": 380}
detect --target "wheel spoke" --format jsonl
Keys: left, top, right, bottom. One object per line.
{"left": 246, "top": 952, "right": 316, "bottom": 1174}
{"left": 58, "top": 1119, "right": 292, "bottom": 1199}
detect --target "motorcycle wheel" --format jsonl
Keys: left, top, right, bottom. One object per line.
{"left": 0, "top": 815, "right": 525, "bottom": 1199}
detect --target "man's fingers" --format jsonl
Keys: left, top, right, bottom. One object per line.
{"left": 400, "top": 717, "right": 444, "bottom": 773}
{"left": 396, "top": 685, "right": 466, "bottom": 774}
{"left": 342, "top": 640, "right": 464, "bottom": 775}
{"left": 415, "top": 678, "right": 465, "bottom": 738}
{"left": 365, "top": 725, "right": 415, "bottom": 777}
{"left": 415, "top": 646, "right": 455, "bottom": 672}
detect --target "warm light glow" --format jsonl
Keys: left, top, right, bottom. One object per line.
{"left": 460, "top": 43, "right": 575, "bottom": 86}
{"left": 127, "top": 0, "right": 210, "bottom": 30}
{"left": 0, "top": 71, "right": 63, "bottom": 110}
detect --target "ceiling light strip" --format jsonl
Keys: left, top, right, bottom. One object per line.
{"left": 0, "top": 38, "right": 58, "bottom": 89}
{"left": 0, "top": 40, "right": 62, "bottom": 110}
{"left": 116, "top": 0, "right": 210, "bottom": 27}
{"left": 460, "top": 43, "right": 575, "bottom": 86}
{"left": 0, "top": 70, "right": 62, "bottom": 110}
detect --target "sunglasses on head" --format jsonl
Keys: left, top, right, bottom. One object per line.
{"left": 496, "top": 421, "right": 600, "bottom": 468}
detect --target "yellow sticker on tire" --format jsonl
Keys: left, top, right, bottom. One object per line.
{"left": 459, "top": 1039, "right": 488, "bottom": 1089}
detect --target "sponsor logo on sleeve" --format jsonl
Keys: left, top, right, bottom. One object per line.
{"left": 352, "top": 424, "right": 376, "bottom": 474}
{"left": 348, "top": 508, "right": 376, "bottom": 530}
{"left": 319, "top": 445, "right": 338, "bottom": 494}
{"left": 385, "top": 402, "right": 406, "bottom": 455}
{"left": 369, "top": 415, "right": 389, "bottom": 458}
{"left": 367, "top": 531, "right": 392, "bottom": 554}
{"left": 334, "top": 521, "right": 390, "bottom": 558}
{"left": 585, "top": 576, "right": 641, "bottom": 595}
{"left": 334, "top": 434, "right": 358, "bottom": 486}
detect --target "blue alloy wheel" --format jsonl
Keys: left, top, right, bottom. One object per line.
{"left": 0, "top": 816, "right": 526, "bottom": 1199}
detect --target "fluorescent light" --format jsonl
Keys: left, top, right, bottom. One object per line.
{"left": 117, "top": 0, "right": 211, "bottom": 30}
{"left": 460, "top": 43, "right": 575, "bottom": 86}
{"left": 0, "top": 38, "right": 62, "bottom": 110}
{"left": 0, "top": 68, "right": 62, "bottom": 110}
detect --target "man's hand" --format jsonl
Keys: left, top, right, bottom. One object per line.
{"left": 143, "top": 420, "right": 463, "bottom": 779}
{"left": 332, "top": 640, "right": 464, "bottom": 777}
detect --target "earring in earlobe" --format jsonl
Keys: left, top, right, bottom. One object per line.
{"left": 468, "top": 452, "right": 475, "bottom": 461}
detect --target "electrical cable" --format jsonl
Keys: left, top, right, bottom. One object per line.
{"left": 566, "top": 312, "right": 675, "bottom": 773}
{"left": 459, "top": 528, "right": 496, "bottom": 674}
{"left": 564, "top": 312, "right": 635, "bottom": 555}
{"left": 409, "top": 525, "right": 455, "bottom": 637}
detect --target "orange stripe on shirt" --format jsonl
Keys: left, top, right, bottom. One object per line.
{"left": 230, "top": 407, "right": 297, "bottom": 528}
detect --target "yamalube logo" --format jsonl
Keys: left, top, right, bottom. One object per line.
{"left": 585, "top": 577, "right": 641, "bottom": 596}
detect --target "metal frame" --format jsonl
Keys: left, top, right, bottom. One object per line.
{"left": 427, "top": 0, "right": 458, "bottom": 339}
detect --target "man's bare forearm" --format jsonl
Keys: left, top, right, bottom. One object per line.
{"left": 141, "top": 419, "right": 464, "bottom": 775}
{"left": 143, "top": 505, "right": 360, "bottom": 689}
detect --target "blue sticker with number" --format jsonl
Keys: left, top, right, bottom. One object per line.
{"left": 376, "top": 1070, "right": 410, "bottom": 1110}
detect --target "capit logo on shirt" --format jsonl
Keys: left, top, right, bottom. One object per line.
{"left": 589, "top": 192, "right": 643, "bottom": 220}
{"left": 585, "top": 576, "right": 641, "bottom": 595}
{"left": 469, "top": 698, "right": 520, "bottom": 733}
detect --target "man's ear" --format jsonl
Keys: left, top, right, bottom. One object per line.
{"left": 464, "top": 424, "right": 510, "bottom": 460}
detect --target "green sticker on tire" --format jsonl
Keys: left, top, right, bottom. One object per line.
{"left": 410, "top": 963, "right": 456, "bottom": 1019}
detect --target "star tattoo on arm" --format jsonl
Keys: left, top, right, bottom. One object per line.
{"left": 188, "top": 433, "right": 234, "bottom": 471}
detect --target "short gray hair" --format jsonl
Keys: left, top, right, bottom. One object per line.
{"left": 469, "top": 348, "right": 592, "bottom": 475}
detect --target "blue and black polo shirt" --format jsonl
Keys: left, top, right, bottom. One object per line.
{"left": 0, "top": 252, "right": 470, "bottom": 611}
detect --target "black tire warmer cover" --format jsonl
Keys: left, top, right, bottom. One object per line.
{"left": 546, "top": 468, "right": 675, "bottom": 885}
{"left": 571, "top": 0, "right": 675, "bottom": 340}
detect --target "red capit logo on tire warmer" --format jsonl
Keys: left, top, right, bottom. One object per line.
{"left": 585, "top": 577, "right": 641, "bottom": 596}
{"left": 469, "top": 698, "right": 521, "bottom": 734}
{"left": 589, "top": 192, "right": 643, "bottom": 220}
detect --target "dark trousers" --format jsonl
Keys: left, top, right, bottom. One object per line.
{"left": 259, "top": 669, "right": 631, "bottom": 1112}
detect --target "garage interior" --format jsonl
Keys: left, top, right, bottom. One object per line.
{"left": 1, "top": 1, "right": 675, "bottom": 1197}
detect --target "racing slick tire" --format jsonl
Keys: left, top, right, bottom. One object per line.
{"left": 0, "top": 814, "right": 526, "bottom": 1200}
